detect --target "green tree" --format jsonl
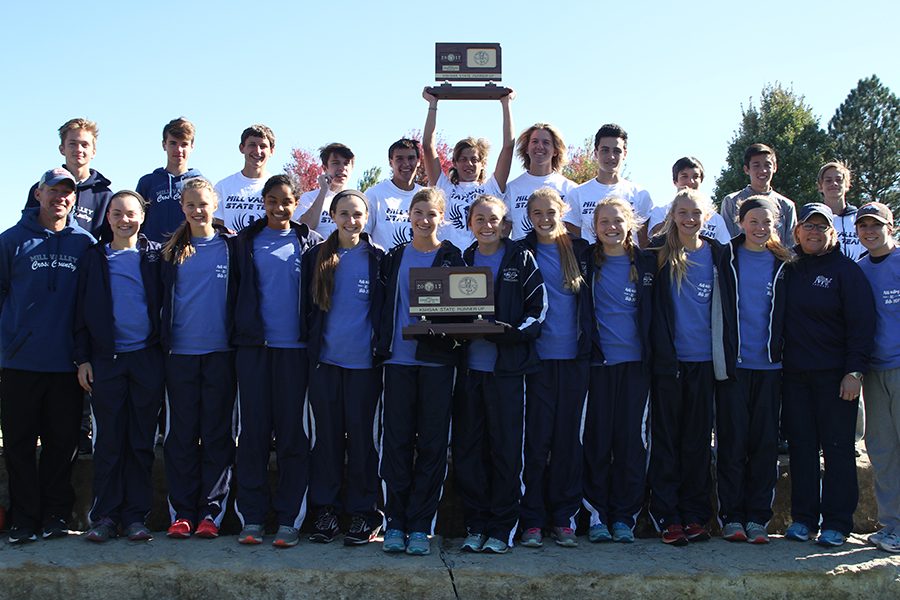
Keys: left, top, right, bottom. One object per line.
{"left": 713, "top": 83, "right": 834, "bottom": 207}
{"left": 357, "top": 166, "right": 382, "bottom": 192}
{"left": 828, "top": 75, "right": 900, "bottom": 212}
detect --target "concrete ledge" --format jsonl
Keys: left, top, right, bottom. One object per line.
{"left": 0, "top": 534, "right": 897, "bottom": 600}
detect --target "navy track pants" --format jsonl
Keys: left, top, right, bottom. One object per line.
{"left": 235, "top": 346, "right": 310, "bottom": 527}
{"left": 89, "top": 346, "right": 165, "bottom": 526}
{"left": 164, "top": 351, "right": 236, "bottom": 526}
{"left": 582, "top": 361, "right": 650, "bottom": 529}
{"left": 380, "top": 364, "right": 455, "bottom": 534}
{"left": 521, "top": 359, "right": 589, "bottom": 530}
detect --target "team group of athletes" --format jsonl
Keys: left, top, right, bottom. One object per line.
{"left": 1, "top": 89, "right": 898, "bottom": 558}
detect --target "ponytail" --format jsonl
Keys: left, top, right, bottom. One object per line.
{"left": 162, "top": 221, "right": 195, "bottom": 265}
{"left": 312, "top": 231, "right": 341, "bottom": 311}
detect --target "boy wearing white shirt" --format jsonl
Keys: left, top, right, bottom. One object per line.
{"left": 647, "top": 156, "right": 731, "bottom": 243}
{"left": 562, "top": 124, "right": 653, "bottom": 245}
{"left": 213, "top": 124, "right": 276, "bottom": 232}
{"left": 366, "top": 139, "right": 423, "bottom": 250}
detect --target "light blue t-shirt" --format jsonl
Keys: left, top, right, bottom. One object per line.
{"left": 253, "top": 227, "right": 303, "bottom": 349}
{"left": 467, "top": 247, "right": 505, "bottom": 372}
{"left": 106, "top": 245, "right": 151, "bottom": 353}
{"left": 534, "top": 242, "right": 578, "bottom": 360}
{"left": 593, "top": 254, "right": 641, "bottom": 365}
{"left": 736, "top": 246, "right": 780, "bottom": 370}
{"left": 320, "top": 243, "right": 373, "bottom": 369}
{"left": 672, "top": 242, "right": 713, "bottom": 362}
{"left": 858, "top": 249, "right": 900, "bottom": 370}
{"left": 171, "top": 233, "right": 230, "bottom": 355}
{"left": 386, "top": 246, "right": 442, "bottom": 367}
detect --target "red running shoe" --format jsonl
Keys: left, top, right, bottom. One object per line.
{"left": 166, "top": 519, "right": 193, "bottom": 539}
{"left": 661, "top": 524, "right": 689, "bottom": 546}
{"left": 195, "top": 518, "right": 219, "bottom": 539}
{"left": 684, "top": 522, "right": 711, "bottom": 542}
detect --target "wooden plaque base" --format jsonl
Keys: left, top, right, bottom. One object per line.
{"left": 402, "top": 319, "right": 506, "bottom": 340}
{"left": 425, "top": 83, "right": 512, "bottom": 101}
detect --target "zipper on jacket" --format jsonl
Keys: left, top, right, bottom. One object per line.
{"left": 767, "top": 261, "right": 787, "bottom": 364}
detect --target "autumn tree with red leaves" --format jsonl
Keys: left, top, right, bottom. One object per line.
{"left": 284, "top": 147, "right": 324, "bottom": 193}
{"left": 407, "top": 129, "right": 453, "bottom": 186}
{"left": 562, "top": 137, "right": 599, "bottom": 184}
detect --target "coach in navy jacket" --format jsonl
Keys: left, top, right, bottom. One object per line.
{"left": 782, "top": 202, "right": 876, "bottom": 545}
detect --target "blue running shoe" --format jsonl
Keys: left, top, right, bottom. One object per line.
{"left": 785, "top": 522, "right": 810, "bottom": 542}
{"left": 611, "top": 522, "right": 634, "bottom": 543}
{"left": 405, "top": 532, "right": 430, "bottom": 556}
{"left": 382, "top": 529, "right": 407, "bottom": 553}
{"left": 589, "top": 523, "right": 612, "bottom": 543}
{"left": 816, "top": 529, "right": 845, "bottom": 547}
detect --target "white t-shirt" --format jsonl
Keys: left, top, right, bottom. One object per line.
{"left": 503, "top": 171, "right": 577, "bottom": 240}
{"left": 647, "top": 203, "right": 732, "bottom": 244}
{"left": 833, "top": 207, "right": 865, "bottom": 261}
{"left": 435, "top": 172, "right": 502, "bottom": 251}
{"left": 366, "top": 179, "right": 422, "bottom": 251}
{"left": 213, "top": 171, "right": 267, "bottom": 232}
{"left": 562, "top": 178, "right": 653, "bottom": 243}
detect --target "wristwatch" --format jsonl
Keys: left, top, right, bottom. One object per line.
{"left": 848, "top": 371, "right": 864, "bottom": 381}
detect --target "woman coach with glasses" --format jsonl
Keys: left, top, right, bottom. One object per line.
{"left": 781, "top": 202, "right": 876, "bottom": 547}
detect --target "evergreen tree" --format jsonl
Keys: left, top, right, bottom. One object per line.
{"left": 714, "top": 83, "right": 833, "bottom": 207}
{"left": 829, "top": 75, "right": 900, "bottom": 211}
{"left": 356, "top": 166, "right": 382, "bottom": 192}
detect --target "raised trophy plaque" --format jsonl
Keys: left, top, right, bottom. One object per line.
{"left": 426, "top": 42, "right": 512, "bottom": 100}
{"left": 402, "top": 266, "right": 506, "bottom": 339}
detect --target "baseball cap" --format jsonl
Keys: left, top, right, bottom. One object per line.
{"left": 855, "top": 202, "right": 893, "bottom": 226}
{"left": 797, "top": 202, "right": 834, "bottom": 227}
{"left": 39, "top": 167, "right": 77, "bottom": 188}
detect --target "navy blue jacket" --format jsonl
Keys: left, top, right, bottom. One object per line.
{"left": 160, "top": 225, "right": 238, "bottom": 352}
{"left": 648, "top": 234, "right": 729, "bottom": 377}
{"left": 521, "top": 232, "right": 593, "bottom": 361}
{"left": 300, "top": 233, "right": 383, "bottom": 363}
{"left": 231, "top": 218, "right": 322, "bottom": 347}
{"left": 0, "top": 209, "right": 95, "bottom": 371}
{"left": 463, "top": 238, "right": 547, "bottom": 376}
{"left": 375, "top": 240, "right": 465, "bottom": 366}
{"left": 73, "top": 236, "right": 163, "bottom": 364}
{"left": 26, "top": 167, "right": 113, "bottom": 242}
{"left": 583, "top": 243, "right": 656, "bottom": 371}
{"left": 783, "top": 243, "right": 875, "bottom": 374}
{"left": 137, "top": 167, "right": 204, "bottom": 243}
{"left": 717, "top": 234, "right": 790, "bottom": 377}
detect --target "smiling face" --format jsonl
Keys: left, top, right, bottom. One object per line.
{"left": 593, "top": 204, "right": 630, "bottom": 254}
{"left": 795, "top": 214, "right": 833, "bottom": 255}
{"left": 107, "top": 194, "right": 145, "bottom": 243}
{"left": 240, "top": 135, "right": 272, "bottom": 173}
{"left": 594, "top": 136, "right": 626, "bottom": 181}
{"left": 453, "top": 147, "right": 483, "bottom": 184}
{"left": 263, "top": 183, "right": 298, "bottom": 230}
{"left": 469, "top": 199, "right": 505, "bottom": 249}
{"left": 331, "top": 194, "right": 368, "bottom": 246}
{"left": 389, "top": 147, "right": 420, "bottom": 187}
{"left": 526, "top": 129, "right": 557, "bottom": 173}
{"left": 35, "top": 181, "right": 76, "bottom": 224}
{"left": 181, "top": 187, "right": 216, "bottom": 234}
{"left": 672, "top": 196, "right": 708, "bottom": 242}
{"left": 743, "top": 153, "right": 776, "bottom": 192}
{"left": 527, "top": 193, "right": 564, "bottom": 243}
{"left": 740, "top": 206, "right": 775, "bottom": 250}
{"left": 59, "top": 129, "right": 96, "bottom": 172}
{"left": 409, "top": 197, "right": 443, "bottom": 242}
{"left": 675, "top": 167, "right": 703, "bottom": 191}
{"left": 856, "top": 216, "right": 894, "bottom": 255}
{"left": 817, "top": 166, "right": 850, "bottom": 204}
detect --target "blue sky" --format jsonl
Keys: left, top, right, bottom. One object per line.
{"left": 3, "top": 0, "right": 898, "bottom": 232}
